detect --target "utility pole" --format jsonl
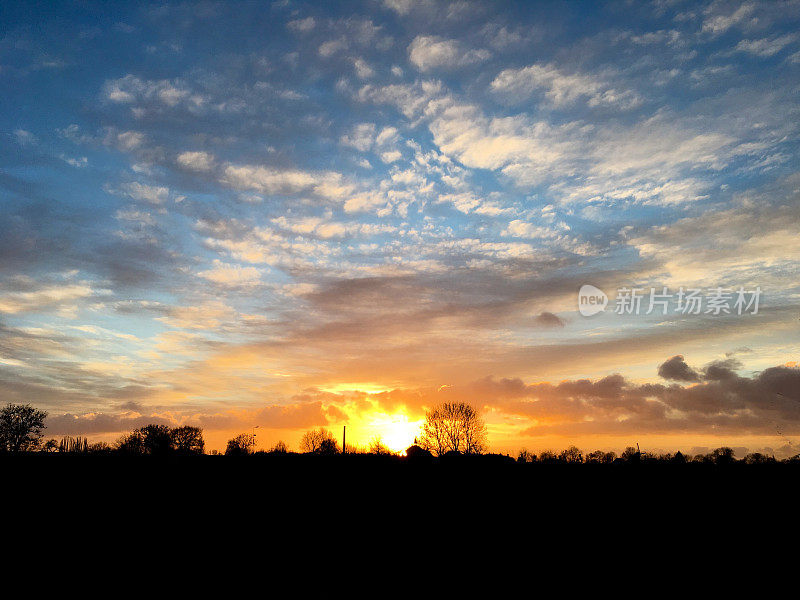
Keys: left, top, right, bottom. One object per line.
{"left": 343, "top": 425, "right": 346, "bottom": 454}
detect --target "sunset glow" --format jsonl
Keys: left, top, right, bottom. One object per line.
{"left": 2, "top": 1, "right": 799, "bottom": 458}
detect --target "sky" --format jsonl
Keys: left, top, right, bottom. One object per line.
{"left": 1, "top": 0, "right": 799, "bottom": 456}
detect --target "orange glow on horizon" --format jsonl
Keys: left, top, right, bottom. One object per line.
{"left": 318, "top": 382, "right": 394, "bottom": 394}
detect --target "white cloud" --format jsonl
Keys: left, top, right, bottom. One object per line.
{"left": 353, "top": 58, "right": 375, "bottom": 79}
{"left": 702, "top": 2, "right": 755, "bottom": 35}
{"left": 197, "top": 260, "right": 262, "bottom": 286}
{"left": 383, "top": 0, "right": 417, "bottom": 15}
{"left": 628, "top": 204, "right": 800, "bottom": 287}
{"left": 734, "top": 33, "right": 798, "bottom": 57}
{"left": 319, "top": 38, "right": 348, "bottom": 57}
{"left": 272, "top": 216, "right": 395, "bottom": 239}
{"left": 287, "top": 16, "right": 315, "bottom": 32}
{"left": 380, "top": 150, "right": 402, "bottom": 163}
{"left": 14, "top": 129, "right": 37, "bottom": 145}
{"left": 491, "top": 63, "right": 641, "bottom": 109}
{"left": 115, "top": 130, "right": 146, "bottom": 151}
{"left": 503, "top": 219, "right": 558, "bottom": 239}
{"left": 117, "top": 182, "right": 169, "bottom": 205}
{"left": 340, "top": 123, "right": 376, "bottom": 151}
{"left": 61, "top": 155, "right": 88, "bottom": 168}
{"left": 408, "top": 36, "right": 490, "bottom": 71}
{"left": 376, "top": 126, "right": 399, "bottom": 146}
{"left": 0, "top": 284, "right": 94, "bottom": 314}
{"left": 102, "top": 75, "right": 206, "bottom": 113}
{"left": 177, "top": 150, "right": 215, "bottom": 172}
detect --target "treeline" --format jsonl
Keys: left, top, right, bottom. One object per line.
{"left": 515, "top": 445, "right": 793, "bottom": 465}
{"left": 2, "top": 403, "right": 798, "bottom": 464}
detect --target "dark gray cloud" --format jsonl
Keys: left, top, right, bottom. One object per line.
{"left": 658, "top": 355, "right": 701, "bottom": 382}
{"left": 532, "top": 311, "right": 565, "bottom": 328}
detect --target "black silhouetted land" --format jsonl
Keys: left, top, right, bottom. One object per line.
{"left": 3, "top": 400, "right": 798, "bottom": 520}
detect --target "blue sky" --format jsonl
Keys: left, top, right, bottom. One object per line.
{"left": 1, "top": 0, "right": 799, "bottom": 454}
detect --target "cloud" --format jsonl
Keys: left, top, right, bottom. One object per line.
{"left": 287, "top": 16, "right": 316, "bottom": 32}
{"left": 658, "top": 355, "right": 701, "bottom": 382}
{"left": 46, "top": 400, "right": 331, "bottom": 435}
{"left": 158, "top": 300, "right": 238, "bottom": 330}
{"left": 341, "top": 123, "right": 377, "bottom": 151}
{"left": 197, "top": 260, "right": 262, "bottom": 286}
{"left": 702, "top": 2, "right": 756, "bottom": 35}
{"left": 503, "top": 219, "right": 560, "bottom": 239}
{"left": 734, "top": 33, "right": 798, "bottom": 57}
{"left": 116, "top": 182, "right": 170, "bottom": 204}
{"left": 626, "top": 201, "right": 800, "bottom": 286}
{"left": 491, "top": 63, "right": 641, "bottom": 109}
{"left": 496, "top": 359, "right": 800, "bottom": 437}
{"left": 103, "top": 74, "right": 203, "bottom": 110}
{"left": 0, "top": 283, "right": 95, "bottom": 314}
{"left": 408, "top": 36, "right": 490, "bottom": 71}
{"left": 176, "top": 151, "right": 215, "bottom": 172}
{"left": 532, "top": 312, "right": 565, "bottom": 328}
{"left": 353, "top": 57, "right": 375, "bottom": 79}
{"left": 220, "top": 163, "right": 349, "bottom": 200}
{"left": 14, "top": 129, "right": 37, "bottom": 145}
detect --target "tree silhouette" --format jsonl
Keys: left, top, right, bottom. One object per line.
{"left": 0, "top": 403, "right": 47, "bottom": 452}
{"left": 710, "top": 447, "right": 735, "bottom": 465}
{"left": 744, "top": 452, "right": 773, "bottom": 464}
{"left": 171, "top": 426, "right": 205, "bottom": 455}
{"left": 139, "top": 424, "right": 173, "bottom": 455}
{"left": 538, "top": 450, "right": 558, "bottom": 463}
{"left": 369, "top": 437, "right": 394, "bottom": 455}
{"left": 559, "top": 445, "right": 584, "bottom": 463}
{"left": 300, "top": 428, "right": 339, "bottom": 454}
{"left": 270, "top": 440, "right": 289, "bottom": 453}
{"left": 586, "top": 450, "right": 616, "bottom": 464}
{"left": 116, "top": 429, "right": 145, "bottom": 454}
{"left": 419, "top": 402, "right": 487, "bottom": 456}
{"left": 621, "top": 446, "right": 641, "bottom": 463}
{"left": 59, "top": 436, "right": 89, "bottom": 453}
{"left": 225, "top": 433, "right": 255, "bottom": 455}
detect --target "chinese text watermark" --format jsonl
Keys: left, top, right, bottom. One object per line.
{"left": 578, "top": 285, "right": 762, "bottom": 317}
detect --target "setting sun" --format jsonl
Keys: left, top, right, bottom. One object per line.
{"left": 361, "top": 413, "right": 424, "bottom": 454}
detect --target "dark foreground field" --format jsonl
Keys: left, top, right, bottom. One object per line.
{"left": 5, "top": 452, "right": 794, "bottom": 513}
{"left": 4, "top": 453, "right": 795, "bottom": 565}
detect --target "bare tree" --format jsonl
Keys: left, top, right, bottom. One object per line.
{"left": 419, "top": 402, "right": 487, "bottom": 456}
{"left": 270, "top": 440, "right": 288, "bottom": 453}
{"left": 369, "top": 436, "right": 394, "bottom": 455}
{"left": 300, "top": 428, "right": 339, "bottom": 454}
{"left": 225, "top": 433, "right": 255, "bottom": 455}
{"left": 0, "top": 404, "right": 47, "bottom": 452}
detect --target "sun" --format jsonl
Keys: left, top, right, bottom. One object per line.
{"left": 366, "top": 413, "right": 424, "bottom": 454}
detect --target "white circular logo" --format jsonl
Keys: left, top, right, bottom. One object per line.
{"left": 578, "top": 284, "right": 608, "bottom": 316}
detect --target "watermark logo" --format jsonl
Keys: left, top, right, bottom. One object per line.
{"left": 578, "top": 284, "right": 608, "bottom": 316}
{"left": 578, "top": 285, "right": 762, "bottom": 317}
